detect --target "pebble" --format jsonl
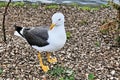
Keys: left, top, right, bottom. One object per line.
{"left": 110, "top": 70, "right": 115, "bottom": 75}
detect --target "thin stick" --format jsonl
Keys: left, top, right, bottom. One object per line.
{"left": 118, "top": 1, "right": 120, "bottom": 29}
{"left": 2, "top": 0, "right": 11, "bottom": 42}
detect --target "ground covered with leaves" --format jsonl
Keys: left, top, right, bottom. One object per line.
{"left": 0, "top": 3, "right": 120, "bottom": 80}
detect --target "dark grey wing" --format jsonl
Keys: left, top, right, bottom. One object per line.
{"left": 30, "top": 27, "right": 49, "bottom": 40}
{"left": 23, "top": 27, "right": 49, "bottom": 47}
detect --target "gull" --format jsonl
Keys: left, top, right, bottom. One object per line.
{"left": 14, "top": 12, "right": 66, "bottom": 72}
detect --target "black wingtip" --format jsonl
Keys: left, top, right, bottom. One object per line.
{"left": 13, "top": 24, "right": 22, "bottom": 29}
{"left": 13, "top": 24, "right": 23, "bottom": 33}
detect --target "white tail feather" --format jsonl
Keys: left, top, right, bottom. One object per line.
{"left": 14, "top": 27, "right": 24, "bottom": 37}
{"left": 14, "top": 31, "right": 22, "bottom": 37}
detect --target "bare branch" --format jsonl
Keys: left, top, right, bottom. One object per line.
{"left": 2, "top": 0, "right": 11, "bottom": 42}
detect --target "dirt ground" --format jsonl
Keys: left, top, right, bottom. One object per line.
{"left": 0, "top": 4, "right": 120, "bottom": 80}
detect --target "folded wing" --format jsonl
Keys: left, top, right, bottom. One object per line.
{"left": 23, "top": 27, "right": 49, "bottom": 47}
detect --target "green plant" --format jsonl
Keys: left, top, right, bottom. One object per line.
{"left": 15, "top": 77, "right": 19, "bottom": 80}
{"left": 70, "top": 2, "right": 99, "bottom": 11}
{"left": 95, "top": 41, "right": 100, "bottom": 47}
{"left": 12, "top": 2, "right": 25, "bottom": 7}
{"left": 0, "top": 1, "right": 7, "bottom": 7}
{"left": 0, "top": 68, "right": 3, "bottom": 75}
{"left": 59, "top": 77, "right": 64, "bottom": 80}
{"left": 70, "top": 2, "right": 79, "bottom": 7}
{"left": 62, "top": 69, "right": 74, "bottom": 80}
{"left": 48, "top": 66, "right": 64, "bottom": 77}
{"left": 88, "top": 73, "right": 95, "bottom": 80}
{"left": 0, "top": 2, "right": 25, "bottom": 7}
{"left": 66, "top": 32, "right": 71, "bottom": 39}
{"left": 79, "top": 6, "right": 98, "bottom": 11}
{"left": 80, "top": 6, "right": 91, "bottom": 11}
{"left": 48, "top": 65, "right": 75, "bottom": 80}
{"left": 31, "top": 3, "right": 39, "bottom": 8}
{"left": 80, "top": 20, "right": 87, "bottom": 25}
{"left": 45, "top": 4, "right": 60, "bottom": 9}
{"left": 115, "top": 35, "right": 120, "bottom": 43}
{"left": 100, "top": 4, "right": 110, "bottom": 8}
{"left": 91, "top": 7, "right": 99, "bottom": 11}
{"left": 59, "top": 74, "right": 74, "bottom": 80}
{"left": 100, "top": 29, "right": 108, "bottom": 34}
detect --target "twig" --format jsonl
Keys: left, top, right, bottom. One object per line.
{"left": 2, "top": 0, "right": 11, "bottom": 42}
{"left": 117, "top": 0, "right": 120, "bottom": 29}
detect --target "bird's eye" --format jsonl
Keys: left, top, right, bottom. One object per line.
{"left": 58, "top": 19, "right": 61, "bottom": 21}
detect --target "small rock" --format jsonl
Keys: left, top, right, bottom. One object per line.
{"left": 95, "top": 79, "right": 100, "bottom": 80}
{"left": 110, "top": 70, "right": 115, "bottom": 75}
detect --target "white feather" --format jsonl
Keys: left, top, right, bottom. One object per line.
{"left": 14, "top": 31, "right": 22, "bottom": 37}
{"left": 14, "top": 27, "right": 24, "bottom": 38}
{"left": 14, "top": 29, "right": 26, "bottom": 41}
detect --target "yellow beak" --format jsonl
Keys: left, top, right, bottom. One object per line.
{"left": 50, "top": 23, "right": 56, "bottom": 30}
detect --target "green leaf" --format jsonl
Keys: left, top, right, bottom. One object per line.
{"left": 45, "top": 4, "right": 60, "bottom": 9}
{"left": 48, "top": 65, "right": 75, "bottom": 80}
{"left": 48, "top": 66, "right": 64, "bottom": 77}
{"left": 59, "top": 77, "right": 64, "bottom": 80}
{"left": 0, "top": 1, "right": 7, "bottom": 7}
{"left": 100, "top": 4, "right": 110, "bottom": 8}
{"left": 88, "top": 73, "right": 95, "bottom": 80}
{"left": 65, "top": 69, "right": 73, "bottom": 76}
{"left": 115, "top": 36, "right": 120, "bottom": 43}
{"left": 66, "top": 32, "right": 71, "bottom": 39}
{"left": 31, "top": 3, "right": 39, "bottom": 8}
{"left": 0, "top": 68, "right": 3, "bottom": 75}
{"left": 80, "top": 20, "right": 87, "bottom": 25}
{"left": 69, "top": 75, "right": 75, "bottom": 80}
{"left": 100, "top": 29, "right": 108, "bottom": 34}
{"left": 13, "top": 2, "right": 25, "bottom": 7}
{"left": 95, "top": 41, "right": 100, "bottom": 47}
